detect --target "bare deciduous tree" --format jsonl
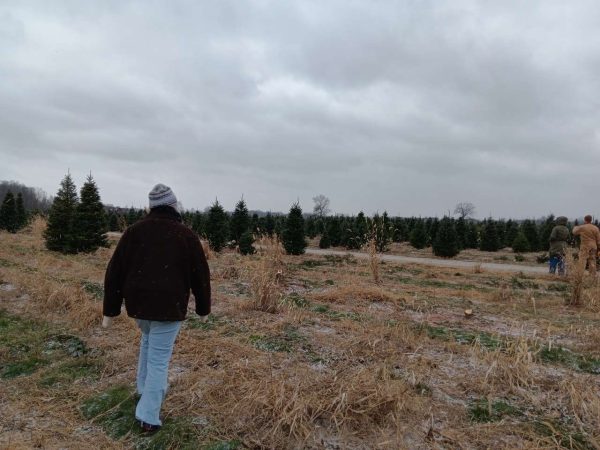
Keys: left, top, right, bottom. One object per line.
{"left": 454, "top": 202, "right": 476, "bottom": 219}
{"left": 312, "top": 194, "right": 330, "bottom": 218}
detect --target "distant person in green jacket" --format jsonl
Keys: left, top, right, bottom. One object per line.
{"left": 548, "top": 216, "right": 569, "bottom": 276}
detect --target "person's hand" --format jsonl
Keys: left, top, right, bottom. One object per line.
{"left": 102, "top": 316, "right": 113, "bottom": 328}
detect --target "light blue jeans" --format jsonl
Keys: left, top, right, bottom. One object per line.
{"left": 135, "top": 319, "right": 183, "bottom": 426}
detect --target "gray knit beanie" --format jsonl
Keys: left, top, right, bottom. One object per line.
{"left": 149, "top": 184, "right": 178, "bottom": 209}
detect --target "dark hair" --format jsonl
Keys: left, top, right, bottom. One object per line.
{"left": 585, "top": 215, "right": 593, "bottom": 223}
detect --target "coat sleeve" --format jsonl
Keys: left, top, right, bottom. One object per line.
{"left": 103, "top": 230, "right": 130, "bottom": 317}
{"left": 189, "top": 235, "right": 211, "bottom": 316}
{"left": 549, "top": 227, "right": 558, "bottom": 242}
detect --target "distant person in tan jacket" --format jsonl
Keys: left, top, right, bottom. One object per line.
{"left": 572, "top": 215, "right": 600, "bottom": 274}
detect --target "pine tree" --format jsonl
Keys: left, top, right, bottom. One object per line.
{"left": 73, "top": 175, "right": 108, "bottom": 252}
{"left": 205, "top": 200, "right": 229, "bottom": 252}
{"left": 353, "top": 211, "right": 368, "bottom": 249}
{"left": 521, "top": 220, "right": 540, "bottom": 252}
{"left": 282, "top": 202, "right": 307, "bottom": 255}
{"left": 44, "top": 173, "right": 79, "bottom": 253}
{"left": 465, "top": 222, "right": 479, "bottom": 249}
{"left": 455, "top": 217, "right": 467, "bottom": 250}
{"left": 229, "top": 198, "right": 250, "bottom": 244}
{"left": 504, "top": 220, "right": 519, "bottom": 248}
{"left": 480, "top": 219, "right": 500, "bottom": 252}
{"left": 15, "top": 192, "right": 27, "bottom": 230}
{"left": 539, "top": 215, "right": 555, "bottom": 252}
{"left": 432, "top": 217, "right": 459, "bottom": 257}
{"left": 0, "top": 191, "right": 17, "bottom": 233}
{"left": 191, "top": 212, "right": 204, "bottom": 236}
{"left": 264, "top": 212, "right": 276, "bottom": 236}
{"left": 319, "top": 230, "right": 331, "bottom": 249}
{"left": 372, "top": 212, "right": 392, "bottom": 252}
{"left": 512, "top": 231, "right": 530, "bottom": 253}
{"left": 326, "top": 217, "right": 342, "bottom": 247}
{"left": 238, "top": 230, "right": 255, "bottom": 255}
{"left": 409, "top": 219, "right": 428, "bottom": 249}
{"left": 107, "top": 212, "right": 120, "bottom": 232}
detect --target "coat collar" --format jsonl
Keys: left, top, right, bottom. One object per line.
{"left": 148, "top": 206, "right": 182, "bottom": 222}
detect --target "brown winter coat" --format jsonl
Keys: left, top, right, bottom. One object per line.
{"left": 572, "top": 223, "right": 600, "bottom": 250}
{"left": 103, "top": 206, "right": 211, "bottom": 321}
{"left": 549, "top": 216, "right": 570, "bottom": 256}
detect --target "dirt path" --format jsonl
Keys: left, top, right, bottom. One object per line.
{"left": 305, "top": 248, "right": 549, "bottom": 274}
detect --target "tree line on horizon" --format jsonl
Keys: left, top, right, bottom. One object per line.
{"left": 1, "top": 175, "right": 589, "bottom": 259}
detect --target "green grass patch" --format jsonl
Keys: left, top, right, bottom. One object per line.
{"left": 249, "top": 325, "right": 309, "bottom": 353}
{"left": 138, "top": 417, "right": 203, "bottom": 450}
{"left": 511, "top": 276, "right": 539, "bottom": 290}
{"left": 468, "top": 398, "right": 522, "bottom": 422}
{"left": 39, "top": 358, "right": 100, "bottom": 387}
{"left": 2, "top": 357, "right": 47, "bottom": 379}
{"left": 532, "top": 419, "right": 595, "bottom": 450}
{"left": 420, "top": 324, "right": 503, "bottom": 350}
{"left": 44, "top": 334, "right": 88, "bottom": 357}
{"left": 81, "top": 385, "right": 139, "bottom": 439}
{"left": 82, "top": 281, "right": 104, "bottom": 299}
{"left": 186, "top": 314, "right": 225, "bottom": 331}
{"left": 282, "top": 292, "right": 311, "bottom": 309}
{"left": 202, "top": 441, "right": 241, "bottom": 450}
{"left": 311, "top": 303, "right": 362, "bottom": 321}
{"left": 538, "top": 346, "right": 600, "bottom": 374}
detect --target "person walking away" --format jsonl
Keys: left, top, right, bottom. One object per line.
{"left": 103, "top": 184, "right": 211, "bottom": 432}
{"left": 572, "top": 215, "right": 600, "bottom": 275}
{"left": 549, "top": 216, "right": 570, "bottom": 276}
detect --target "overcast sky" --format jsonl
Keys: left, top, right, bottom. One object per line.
{"left": 1, "top": 1, "right": 599, "bottom": 218}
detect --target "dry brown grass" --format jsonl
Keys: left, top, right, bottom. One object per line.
{"left": 247, "top": 235, "right": 284, "bottom": 313}
{"left": 2, "top": 222, "right": 600, "bottom": 449}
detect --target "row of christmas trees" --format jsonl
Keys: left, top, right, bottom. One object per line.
{"left": 0, "top": 191, "right": 28, "bottom": 233}
{"left": 4, "top": 172, "right": 581, "bottom": 258}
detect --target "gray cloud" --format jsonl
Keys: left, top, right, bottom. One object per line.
{"left": 1, "top": 0, "right": 600, "bottom": 218}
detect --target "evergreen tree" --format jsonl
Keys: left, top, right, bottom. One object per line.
{"left": 427, "top": 218, "right": 440, "bottom": 246}
{"left": 229, "top": 198, "right": 250, "bottom": 244}
{"left": 305, "top": 216, "right": 318, "bottom": 239}
{"left": 480, "top": 219, "right": 500, "bottom": 252}
{"left": 238, "top": 230, "right": 255, "bottom": 255}
{"left": 44, "top": 173, "right": 79, "bottom": 253}
{"left": 539, "top": 215, "right": 555, "bottom": 252}
{"left": 107, "top": 212, "right": 120, "bottom": 232}
{"left": 282, "top": 202, "right": 307, "bottom": 255}
{"left": 371, "top": 212, "right": 392, "bottom": 252}
{"left": 392, "top": 218, "right": 407, "bottom": 243}
{"left": 15, "top": 192, "right": 27, "bottom": 230}
{"left": 126, "top": 207, "right": 138, "bottom": 226}
{"left": 205, "top": 200, "right": 229, "bottom": 252}
{"left": 409, "top": 219, "right": 428, "bottom": 249}
{"left": 191, "top": 212, "right": 204, "bottom": 236}
{"left": 326, "top": 217, "right": 342, "bottom": 247}
{"left": 521, "top": 220, "right": 540, "bottom": 252}
{"left": 319, "top": 230, "right": 331, "bottom": 249}
{"left": 511, "top": 231, "right": 530, "bottom": 253}
{"left": 0, "top": 191, "right": 17, "bottom": 232}
{"left": 504, "top": 220, "right": 519, "bottom": 248}
{"left": 264, "top": 212, "right": 276, "bottom": 236}
{"left": 354, "top": 211, "right": 368, "bottom": 248}
{"left": 339, "top": 218, "right": 354, "bottom": 248}
{"left": 250, "top": 213, "right": 260, "bottom": 235}
{"left": 465, "top": 222, "right": 479, "bottom": 249}
{"left": 455, "top": 217, "right": 467, "bottom": 250}
{"left": 432, "top": 216, "right": 459, "bottom": 257}
{"left": 496, "top": 219, "right": 507, "bottom": 249}
{"left": 73, "top": 175, "right": 108, "bottom": 252}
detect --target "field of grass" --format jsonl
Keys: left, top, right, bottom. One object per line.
{"left": 1, "top": 218, "right": 600, "bottom": 449}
